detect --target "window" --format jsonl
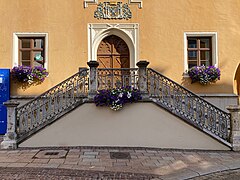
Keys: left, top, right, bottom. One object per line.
{"left": 19, "top": 37, "right": 45, "bottom": 67}
{"left": 13, "top": 33, "right": 48, "bottom": 69}
{"left": 184, "top": 32, "right": 218, "bottom": 72}
{"left": 187, "top": 37, "right": 212, "bottom": 68}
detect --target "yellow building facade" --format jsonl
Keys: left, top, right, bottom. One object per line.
{"left": 0, "top": 0, "right": 239, "bottom": 106}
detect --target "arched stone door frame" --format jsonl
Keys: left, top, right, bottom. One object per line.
{"left": 88, "top": 23, "right": 139, "bottom": 68}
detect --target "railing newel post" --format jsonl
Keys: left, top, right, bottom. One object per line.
{"left": 137, "top": 60, "right": 150, "bottom": 99}
{"left": 1, "top": 100, "right": 19, "bottom": 149}
{"left": 227, "top": 105, "right": 240, "bottom": 151}
{"left": 87, "top": 60, "right": 99, "bottom": 99}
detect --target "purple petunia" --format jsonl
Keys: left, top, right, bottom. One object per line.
{"left": 94, "top": 86, "right": 142, "bottom": 111}
{"left": 188, "top": 65, "right": 220, "bottom": 85}
{"left": 11, "top": 65, "right": 49, "bottom": 84}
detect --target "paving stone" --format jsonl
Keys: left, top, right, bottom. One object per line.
{"left": 188, "top": 164, "right": 230, "bottom": 176}
{"left": 0, "top": 158, "right": 18, "bottom": 163}
{"left": 190, "top": 168, "right": 240, "bottom": 180}
{"left": 48, "top": 159, "right": 65, "bottom": 164}
{"left": 64, "top": 159, "right": 79, "bottom": 165}
{"left": 80, "top": 155, "right": 96, "bottom": 159}
{"left": 82, "top": 158, "right": 99, "bottom": 163}
{"left": 7, "top": 150, "right": 20, "bottom": 154}
{"left": 32, "top": 158, "right": 50, "bottom": 164}
{"left": 0, "top": 147, "right": 240, "bottom": 179}
{"left": 0, "top": 163, "right": 10, "bottom": 167}
{"left": 146, "top": 150, "right": 158, "bottom": 154}
{"left": 7, "top": 163, "right": 28, "bottom": 167}
{"left": 83, "top": 151, "right": 99, "bottom": 155}
{"left": 113, "top": 162, "right": 127, "bottom": 167}
{"left": 25, "top": 163, "right": 43, "bottom": 168}
{"left": 116, "top": 159, "right": 130, "bottom": 163}
{"left": 68, "top": 149, "right": 80, "bottom": 153}
{"left": 41, "top": 163, "right": 60, "bottom": 169}
{"left": 16, "top": 159, "right": 33, "bottom": 163}
{"left": 77, "top": 160, "right": 91, "bottom": 165}
{"left": 137, "top": 155, "right": 150, "bottom": 159}
{"left": 162, "top": 168, "right": 199, "bottom": 180}
{"left": 225, "top": 160, "right": 240, "bottom": 170}
{"left": 162, "top": 156, "right": 175, "bottom": 161}
{"left": 142, "top": 162, "right": 158, "bottom": 167}
{"left": 108, "top": 149, "right": 120, "bottom": 152}
{"left": 90, "top": 161, "right": 113, "bottom": 167}
{"left": 134, "top": 149, "right": 147, "bottom": 153}
{"left": 58, "top": 164, "right": 75, "bottom": 169}
{"left": 81, "top": 149, "right": 94, "bottom": 152}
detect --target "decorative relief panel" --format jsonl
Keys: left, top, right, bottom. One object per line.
{"left": 84, "top": 0, "right": 98, "bottom": 8}
{"left": 129, "top": 0, "right": 143, "bottom": 9}
{"left": 84, "top": 0, "right": 143, "bottom": 9}
{"left": 94, "top": 2, "right": 132, "bottom": 20}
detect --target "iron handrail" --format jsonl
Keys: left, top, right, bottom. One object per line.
{"left": 147, "top": 68, "right": 230, "bottom": 141}
{"left": 16, "top": 69, "right": 89, "bottom": 141}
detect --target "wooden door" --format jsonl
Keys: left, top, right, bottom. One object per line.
{"left": 97, "top": 35, "right": 130, "bottom": 68}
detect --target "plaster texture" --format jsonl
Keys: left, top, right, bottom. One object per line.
{"left": 20, "top": 103, "right": 230, "bottom": 150}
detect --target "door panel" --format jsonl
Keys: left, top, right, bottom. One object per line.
{"left": 97, "top": 35, "right": 130, "bottom": 68}
{"left": 98, "top": 56, "right": 112, "bottom": 68}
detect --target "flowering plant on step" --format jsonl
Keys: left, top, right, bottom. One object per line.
{"left": 11, "top": 65, "right": 49, "bottom": 85}
{"left": 188, "top": 65, "right": 220, "bottom": 85}
{"left": 94, "top": 86, "right": 142, "bottom": 111}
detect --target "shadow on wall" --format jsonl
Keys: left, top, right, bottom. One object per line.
{"left": 181, "top": 77, "right": 234, "bottom": 94}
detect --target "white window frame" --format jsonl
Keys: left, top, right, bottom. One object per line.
{"left": 13, "top": 32, "right": 49, "bottom": 69}
{"left": 184, "top": 32, "right": 218, "bottom": 73}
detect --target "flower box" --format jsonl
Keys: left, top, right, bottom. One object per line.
{"left": 188, "top": 65, "right": 220, "bottom": 85}
{"left": 11, "top": 65, "right": 49, "bottom": 85}
{"left": 94, "top": 86, "right": 142, "bottom": 111}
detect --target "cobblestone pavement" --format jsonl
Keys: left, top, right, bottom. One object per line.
{"left": 189, "top": 168, "right": 240, "bottom": 180}
{"left": 0, "top": 146, "right": 240, "bottom": 179}
{"left": 0, "top": 167, "right": 160, "bottom": 179}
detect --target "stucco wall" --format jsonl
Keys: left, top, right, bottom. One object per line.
{"left": 19, "top": 103, "right": 230, "bottom": 150}
{"left": 0, "top": 0, "right": 239, "bottom": 96}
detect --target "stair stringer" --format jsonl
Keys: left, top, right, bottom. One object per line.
{"left": 17, "top": 98, "right": 87, "bottom": 144}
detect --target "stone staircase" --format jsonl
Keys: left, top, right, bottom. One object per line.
{"left": 1, "top": 61, "right": 239, "bottom": 150}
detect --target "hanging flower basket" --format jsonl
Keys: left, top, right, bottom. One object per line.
{"left": 11, "top": 65, "right": 49, "bottom": 85}
{"left": 94, "top": 86, "right": 142, "bottom": 111}
{"left": 188, "top": 65, "right": 220, "bottom": 85}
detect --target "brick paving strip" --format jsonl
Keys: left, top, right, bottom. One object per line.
{"left": 0, "top": 167, "right": 160, "bottom": 179}
{"left": 1, "top": 146, "right": 240, "bottom": 179}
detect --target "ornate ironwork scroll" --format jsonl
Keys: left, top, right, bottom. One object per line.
{"left": 16, "top": 69, "right": 89, "bottom": 142}
{"left": 98, "top": 68, "right": 138, "bottom": 90}
{"left": 147, "top": 68, "right": 231, "bottom": 142}
{"left": 94, "top": 2, "right": 132, "bottom": 20}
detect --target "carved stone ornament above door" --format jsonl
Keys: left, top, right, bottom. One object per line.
{"left": 94, "top": 2, "right": 132, "bottom": 20}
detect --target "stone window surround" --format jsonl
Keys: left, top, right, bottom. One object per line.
{"left": 184, "top": 32, "right": 218, "bottom": 74}
{"left": 13, "top": 32, "right": 48, "bottom": 69}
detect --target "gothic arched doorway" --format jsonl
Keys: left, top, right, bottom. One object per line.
{"left": 97, "top": 35, "right": 130, "bottom": 68}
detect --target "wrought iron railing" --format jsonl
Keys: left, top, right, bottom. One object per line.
{"left": 16, "top": 69, "right": 89, "bottom": 142}
{"left": 147, "top": 68, "right": 230, "bottom": 141}
{"left": 97, "top": 68, "right": 139, "bottom": 90}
